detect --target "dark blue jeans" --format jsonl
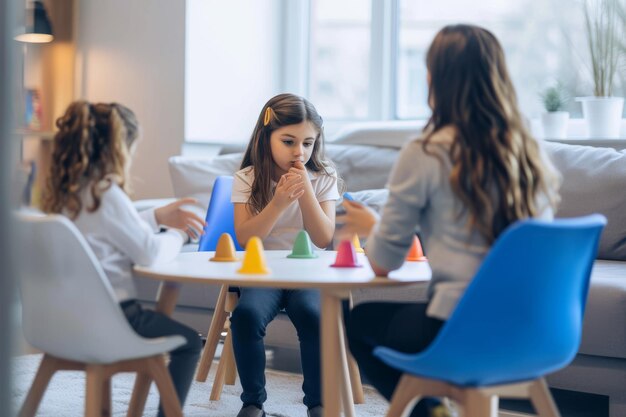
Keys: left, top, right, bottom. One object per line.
{"left": 121, "top": 300, "right": 202, "bottom": 417}
{"left": 230, "top": 288, "right": 321, "bottom": 409}
{"left": 346, "top": 301, "right": 444, "bottom": 417}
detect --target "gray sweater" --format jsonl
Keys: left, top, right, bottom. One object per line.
{"left": 366, "top": 127, "right": 556, "bottom": 319}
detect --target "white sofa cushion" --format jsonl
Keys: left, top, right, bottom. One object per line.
{"left": 168, "top": 153, "right": 243, "bottom": 210}
{"left": 544, "top": 142, "right": 626, "bottom": 261}
{"left": 168, "top": 144, "right": 400, "bottom": 212}
{"left": 168, "top": 141, "right": 626, "bottom": 261}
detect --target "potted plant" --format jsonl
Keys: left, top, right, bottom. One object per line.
{"left": 540, "top": 84, "right": 569, "bottom": 139}
{"left": 576, "top": 0, "right": 624, "bottom": 138}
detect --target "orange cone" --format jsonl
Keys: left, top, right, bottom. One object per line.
{"left": 352, "top": 234, "right": 364, "bottom": 253}
{"left": 210, "top": 233, "right": 239, "bottom": 262}
{"left": 237, "top": 236, "right": 271, "bottom": 274}
{"left": 406, "top": 235, "right": 427, "bottom": 262}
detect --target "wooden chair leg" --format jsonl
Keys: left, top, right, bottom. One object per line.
{"left": 101, "top": 376, "right": 112, "bottom": 417}
{"left": 223, "top": 323, "right": 238, "bottom": 385}
{"left": 127, "top": 372, "right": 152, "bottom": 417}
{"left": 210, "top": 330, "right": 234, "bottom": 401}
{"left": 385, "top": 375, "right": 423, "bottom": 417}
{"left": 196, "top": 285, "right": 229, "bottom": 382}
{"left": 85, "top": 365, "right": 105, "bottom": 417}
{"left": 18, "top": 354, "right": 59, "bottom": 417}
{"left": 462, "top": 390, "right": 498, "bottom": 417}
{"left": 149, "top": 356, "right": 183, "bottom": 417}
{"left": 529, "top": 379, "right": 562, "bottom": 417}
{"left": 224, "top": 290, "right": 239, "bottom": 386}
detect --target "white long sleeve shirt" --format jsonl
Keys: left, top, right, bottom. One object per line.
{"left": 71, "top": 183, "right": 185, "bottom": 301}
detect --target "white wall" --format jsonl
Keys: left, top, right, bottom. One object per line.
{"left": 185, "top": 0, "right": 282, "bottom": 145}
{"left": 75, "top": 0, "right": 185, "bottom": 199}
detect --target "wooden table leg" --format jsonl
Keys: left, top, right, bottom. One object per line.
{"left": 336, "top": 310, "right": 356, "bottom": 417}
{"left": 128, "top": 281, "right": 181, "bottom": 416}
{"left": 321, "top": 291, "right": 356, "bottom": 417}
{"left": 196, "top": 285, "right": 228, "bottom": 382}
{"left": 345, "top": 293, "right": 364, "bottom": 404}
{"left": 155, "top": 281, "right": 182, "bottom": 315}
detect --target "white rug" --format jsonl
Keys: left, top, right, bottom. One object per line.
{"left": 11, "top": 354, "right": 390, "bottom": 417}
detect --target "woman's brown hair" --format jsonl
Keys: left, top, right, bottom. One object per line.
{"left": 240, "top": 93, "right": 336, "bottom": 214}
{"left": 42, "top": 101, "right": 139, "bottom": 219}
{"left": 423, "top": 24, "right": 559, "bottom": 242}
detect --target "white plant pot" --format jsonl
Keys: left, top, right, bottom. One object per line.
{"left": 541, "top": 111, "right": 569, "bottom": 139}
{"left": 576, "top": 96, "right": 624, "bottom": 138}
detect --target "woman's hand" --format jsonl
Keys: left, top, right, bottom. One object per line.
{"left": 272, "top": 173, "right": 305, "bottom": 211}
{"left": 336, "top": 200, "right": 380, "bottom": 239}
{"left": 155, "top": 198, "right": 206, "bottom": 240}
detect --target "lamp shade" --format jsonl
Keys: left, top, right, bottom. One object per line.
{"left": 15, "top": 1, "right": 54, "bottom": 43}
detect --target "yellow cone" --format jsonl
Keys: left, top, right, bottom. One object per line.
{"left": 352, "top": 234, "right": 365, "bottom": 253}
{"left": 237, "top": 236, "right": 271, "bottom": 274}
{"left": 210, "top": 233, "right": 239, "bottom": 262}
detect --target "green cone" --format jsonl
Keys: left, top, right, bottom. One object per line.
{"left": 287, "top": 230, "right": 318, "bottom": 259}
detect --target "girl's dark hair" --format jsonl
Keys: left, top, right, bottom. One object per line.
{"left": 42, "top": 101, "right": 139, "bottom": 219}
{"left": 423, "top": 24, "right": 559, "bottom": 242}
{"left": 240, "top": 93, "right": 336, "bottom": 214}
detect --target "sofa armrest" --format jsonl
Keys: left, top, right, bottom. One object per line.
{"left": 133, "top": 198, "right": 178, "bottom": 212}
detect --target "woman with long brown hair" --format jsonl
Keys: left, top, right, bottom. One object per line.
{"left": 339, "top": 25, "right": 560, "bottom": 417}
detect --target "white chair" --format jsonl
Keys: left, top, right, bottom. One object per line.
{"left": 16, "top": 213, "right": 186, "bottom": 417}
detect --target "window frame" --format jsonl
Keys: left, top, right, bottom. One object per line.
{"left": 283, "top": 0, "right": 403, "bottom": 125}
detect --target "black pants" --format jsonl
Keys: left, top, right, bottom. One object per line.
{"left": 121, "top": 300, "right": 202, "bottom": 417}
{"left": 346, "top": 301, "right": 444, "bottom": 417}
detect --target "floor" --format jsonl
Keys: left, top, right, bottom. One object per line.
{"left": 15, "top": 333, "right": 609, "bottom": 417}
{"left": 264, "top": 346, "right": 609, "bottom": 417}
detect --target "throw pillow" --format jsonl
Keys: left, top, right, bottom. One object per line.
{"left": 544, "top": 142, "right": 626, "bottom": 261}
{"left": 168, "top": 154, "right": 242, "bottom": 210}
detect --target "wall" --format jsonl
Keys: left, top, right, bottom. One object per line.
{"left": 75, "top": 0, "right": 186, "bottom": 199}
{"left": 185, "top": 0, "right": 281, "bottom": 145}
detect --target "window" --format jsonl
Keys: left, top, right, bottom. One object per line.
{"left": 185, "top": 0, "right": 281, "bottom": 144}
{"left": 185, "top": 1, "right": 624, "bottom": 144}
{"left": 396, "top": 0, "right": 590, "bottom": 119}
{"left": 305, "top": 0, "right": 624, "bottom": 122}
{"left": 308, "top": 0, "right": 372, "bottom": 120}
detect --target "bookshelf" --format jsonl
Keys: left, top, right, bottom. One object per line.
{"left": 17, "top": 0, "right": 74, "bottom": 207}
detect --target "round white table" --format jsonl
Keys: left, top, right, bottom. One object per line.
{"left": 132, "top": 250, "right": 431, "bottom": 417}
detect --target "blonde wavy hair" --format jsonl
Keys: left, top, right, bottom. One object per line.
{"left": 423, "top": 25, "right": 560, "bottom": 243}
{"left": 42, "top": 101, "right": 139, "bottom": 219}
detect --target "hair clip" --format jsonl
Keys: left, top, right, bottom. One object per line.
{"left": 264, "top": 107, "right": 272, "bottom": 126}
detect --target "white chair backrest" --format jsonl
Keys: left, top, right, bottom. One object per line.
{"left": 17, "top": 213, "right": 182, "bottom": 364}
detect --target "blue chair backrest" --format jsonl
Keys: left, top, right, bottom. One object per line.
{"left": 197, "top": 176, "right": 243, "bottom": 252}
{"left": 422, "top": 214, "right": 606, "bottom": 385}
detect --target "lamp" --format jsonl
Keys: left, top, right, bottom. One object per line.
{"left": 14, "top": 1, "right": 54, "bottom": 43}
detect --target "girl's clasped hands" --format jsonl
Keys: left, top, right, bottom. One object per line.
{"left": 273, "top": 160, "right": 312, "bottom": 208}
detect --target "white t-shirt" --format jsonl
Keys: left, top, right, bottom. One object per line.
{"left": 71, "top": 183, "right": 185, "bottom": 301}
{"left": 231, "top": 166, "right": 340, "bottom": 250}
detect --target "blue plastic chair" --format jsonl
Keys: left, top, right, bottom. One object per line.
{"left": 373, "top": 214, "right": 606, "bottom": 417}
{"left": 195, "top": 175, "right": 243, "bottom": 400}
{"left": 197, "top": 175, "right": 243, "bottom": 252}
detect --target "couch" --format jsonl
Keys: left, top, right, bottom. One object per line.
{"left": 134, "top": 126, "right": 626, "bottom": 417}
